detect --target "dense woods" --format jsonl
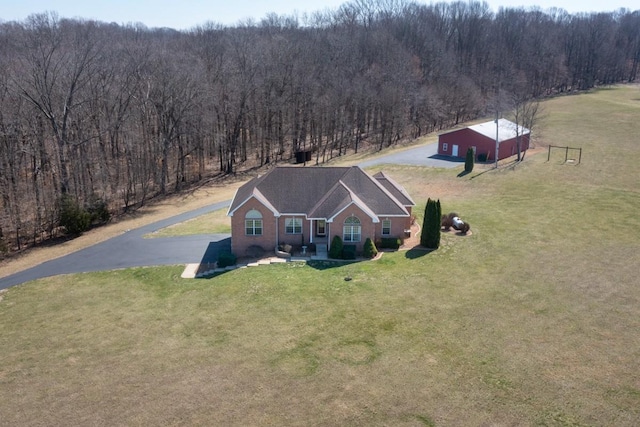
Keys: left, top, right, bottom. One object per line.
{"left": 1, "top": 0, "right": 639, "bottom": 255}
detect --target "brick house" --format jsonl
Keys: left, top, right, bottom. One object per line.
{"left": 227, "top": 166, "right": 415, "bottom": 257}
{"left": 438, "top": 118, "right": 530, "bottom": 161}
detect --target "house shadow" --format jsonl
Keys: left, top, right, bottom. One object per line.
{"left": 195, "top": 238, "right": 232, "bottom": 278}
{"left": 306, "top": 259, "right": 359, "bottom": 271}
{"left": 200, "top": 238, "right": 231, "bottom": 264}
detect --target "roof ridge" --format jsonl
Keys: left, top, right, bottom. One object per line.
{"left": 308, "top": 179, "right": 349, "bottom": 217}
{"left": 359, "top": 168, "right": 410, "bottom": 214}
{"left": 374, "top": 172, "right": 416, "bottom": 206}
{"left": 342, "top": 183, "right": 379, "bottom": 222}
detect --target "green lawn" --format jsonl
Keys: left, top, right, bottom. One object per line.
{"left": 146, "top": 208, "right": 231, "bottom": 237}
{"left": 1, "top": 86, "right": 639, "bottom": 426}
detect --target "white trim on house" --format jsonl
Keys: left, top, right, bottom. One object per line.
{"left": 284, "top": 216, "right": 303, "bottom": 234}
{"left": 227, "top": 188, "right": 280, "bottom": 217}
{"left": 327, "top": 197, "right": 379, "bottom": 224}
{"left": 225, "top": 188, "right": 240, "bottom": 217}
{"left": 382, "top": 218, "right": 392, "bottom": 235}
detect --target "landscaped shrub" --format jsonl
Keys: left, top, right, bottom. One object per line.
{"left": 342, "top": 244, "right": 357, "bottom": 260}
{"left": 465, "top": 147, "right": 475, "bottom": 172}
{"left": 363, "top": 238, "right": 378, "bottom": 258}
{"left": 245, "top": 245, "right": 265, "bottom": 258}
{"left": 380, "top": 237, "right": 401, "bottom": 249}
{"left": 58, "top": 194, "right": 91, "bottom": 236}
{"left": 217, "top": 251, "right": 237, "bottom": 268}
{"left": 441, "top": 215, "right": 453, "bottom": 230}
{"left": 420, "top": 198, "right": 441, "bottom": 249}
{"left": 277, "top": 244, "right": 292, "bottom": 254}
{"left": 477, "top": 153, "right": 488, "bottom": 162}
{"left": 329, "top": 235, "right": 343, "bottom": 259}
{"left": 441, "top": 212, "right": 460, "bottom": 230}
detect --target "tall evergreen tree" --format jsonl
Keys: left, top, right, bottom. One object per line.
{"left": 465, "top": 147, "right": 475, "bottom": 172}
{"left": 421, "top": 198, "right": 441, "bottom": 249}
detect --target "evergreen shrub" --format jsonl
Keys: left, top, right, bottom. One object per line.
{"left": 363, "top": 238, "right": 378, "bottom": 258}
{"left": 85, "top": 193, "right": 110, "bottom": 224}
{"left": 342, "top": 244, "right": 357, "bottom": 260}
{"left": 420, "top": 198, "right": 441, "bottom": 249}
{"left": 58, "top": 194, "right": 91, "bottom": 236}
{"left": 329, "top": 235, "right": 343, "bottom": 259}
{"left": 380, "top": 237, "right": 401, "bottom": 249}
{"left": 465, "top": 147, "right": 475, "bottom": 172}
{"left": 217, "top": 251, "right": 237, "bottom": 268}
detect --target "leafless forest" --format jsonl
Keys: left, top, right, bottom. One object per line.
{"left": 1, "top": 1, "right": 639, "bottom": 255}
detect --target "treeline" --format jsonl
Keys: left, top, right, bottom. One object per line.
{"left": 1, "top": 0, "right": 639, "bottom": 254}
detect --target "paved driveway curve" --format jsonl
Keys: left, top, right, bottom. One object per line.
{"left": 0, "top": 142, "right": 460, "bottom": 289}
{"left": 0, "top": 201, "right": 231, "bottom": 290}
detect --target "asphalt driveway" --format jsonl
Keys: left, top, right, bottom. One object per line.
{"left": 0, "top": 201, "right": 231, "bottom": 290}
{"left": 0, "top": 142, "right": 460, "bottom": 289}
{"left": 358, "top": 142, "right": 463, "bottom": 168}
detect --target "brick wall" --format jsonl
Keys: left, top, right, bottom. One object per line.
{"left": 230, "top": 198, "right": 277, "bottom": 257}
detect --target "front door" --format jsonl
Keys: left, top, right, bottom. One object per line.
{"left": 316, "top": 220, "right": 326, "bottom": 236}
{"left": 452, "top": 144, "right": 459, "bottom": 157}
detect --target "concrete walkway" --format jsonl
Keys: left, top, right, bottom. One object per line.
{"left": 183, "top": 256, "right": 292, "bottom": 279}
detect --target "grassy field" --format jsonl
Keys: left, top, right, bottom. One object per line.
{"left": 1, "top": 86, "right": 639, "bottom": 426}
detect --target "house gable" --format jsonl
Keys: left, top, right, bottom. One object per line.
{"left": 325, "top": 183, "right": 380, "bottom": 224}
{"left": 227, "top": 188, "right": 280, "bottom": 218}
{"left": 229, "top": 197, "right": 278, "bottom": 255}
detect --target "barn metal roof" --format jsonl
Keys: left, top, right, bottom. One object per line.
{"left": 469, "top": 118, "right": 530, "bottom": 143}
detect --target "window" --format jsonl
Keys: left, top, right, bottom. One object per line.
{"left": 382, "top": 219, "right": 391, "bottom": 235}
{"left": 245, "top": 209, "right": 263, "bottom": 236}
{"left": 442, "top": 143, "right": 448, "bottom": 152}
{"left": 285, "top": 217, "right": 302, "bottom": 234}
{"left": 343, "top": 216, "right": 361, "bottom": 242}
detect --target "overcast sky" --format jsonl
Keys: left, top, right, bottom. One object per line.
{"left": 1, "top": 0, "right": 637, "bottom": 30}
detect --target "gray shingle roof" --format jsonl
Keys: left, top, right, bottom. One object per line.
{"left": 372, "top": 171, "right": 415, "bottom": 207}
{"left": 228, "top": 166, "right": 412, "bottom": 220}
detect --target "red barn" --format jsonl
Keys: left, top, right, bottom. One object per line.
{"left": 438, "top": 118, "right": 530, "bottom": 161}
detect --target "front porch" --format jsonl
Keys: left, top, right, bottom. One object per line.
{"left": 276, "top": 240, "right": 328, "bottom": 260}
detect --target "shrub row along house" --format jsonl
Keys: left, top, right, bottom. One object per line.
{"left": 438, "top": 118, "right": 531, "bottom": 161}
{"left": 227, "top": 166, "right": 415, "bottom": 258}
